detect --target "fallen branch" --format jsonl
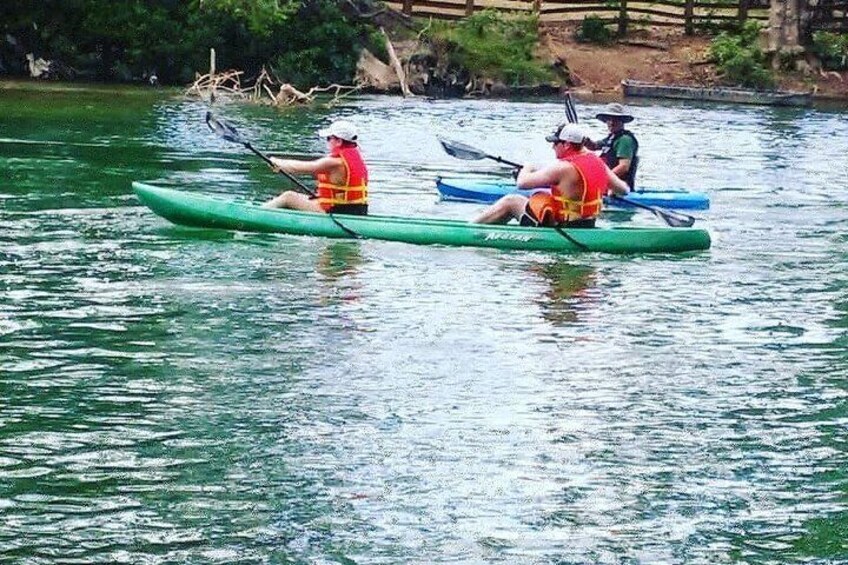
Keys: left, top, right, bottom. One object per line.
{"left": 617, "top": 39, "right": 669, "bottom": 51}
{"left": 185, "top": 66, "right": 359, "bottom": 107}
{"left": 381, "top": 27, "right": 413, "bottom": 97}
{"left": 185, "top": 70, "right": 247, "bottom": 100}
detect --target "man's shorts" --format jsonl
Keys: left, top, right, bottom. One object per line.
{"left": 519, "top": 204, "right": 595, "bottom": 229}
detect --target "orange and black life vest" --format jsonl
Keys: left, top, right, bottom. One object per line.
{"left": 526, "top": 151, "right": 608, "bottom": 225}
{"left": 315, "top": 146, "right": 368, "bottom": 212}
{"left": 554, "top": 152, "right": 607, "bottom": 222}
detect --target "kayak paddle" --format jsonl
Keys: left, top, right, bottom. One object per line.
{"left": 206, "top": 111, "right": 315, "bottom": 197}
{"left": 609, "top": 196, "right": 695, "bottom": 228}
{"left": 205, "top": 111, "right": 361, "bottom": 238}
{"left": 438, "top": 136, "right": 522, "bottom": 169}
{"left": 563, "top": 93, "right": 695, "bottom": 228}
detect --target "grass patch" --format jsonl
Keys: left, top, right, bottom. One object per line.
{"left": 425, "top": 10, "right": 553, "bottom": 86}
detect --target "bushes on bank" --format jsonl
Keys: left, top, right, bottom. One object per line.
{"left": 812, "top": 31, "right": 848, "bottom": 71}
{"left": 576, "top": 15, "right": 615, "bottom": 45}
{"left": 426, "top": 10, "right": 553, "bottom": 86}
{"left": 709, "top": 21, "right": 774, "bottom": 89}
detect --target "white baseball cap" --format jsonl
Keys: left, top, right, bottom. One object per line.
{"left": 545, "top": 123, "right": 586, "bottom": 143}
{"left": 318, "top": 120, "right": 358, "bottom": 142}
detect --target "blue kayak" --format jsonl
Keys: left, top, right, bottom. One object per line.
{"left": 436, "top": 177, "right": 711, "bottom": 210}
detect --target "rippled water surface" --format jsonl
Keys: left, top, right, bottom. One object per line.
{"left": 1, "top": 83, "right": 847, "bottom": 563}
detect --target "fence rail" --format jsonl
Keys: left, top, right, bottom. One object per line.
{"left": 385, "top": 0, "right": 770, "bottom": 33}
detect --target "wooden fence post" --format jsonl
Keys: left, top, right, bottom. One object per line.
{"left": 618, "top": 0, "right": 628, "bottom": 35}
{"left": 684, "top": 0, "right": 694, "bottom": 34}
{"left": 737, "top": 0, "right": 749, "bottom": 23}
{"left": 403, "top": 0, "right": 413, "bottom": 16}
{"left": 465, "top": 0, "right": 474, "bottom": 16}
{"left": 533, "top": 0, "right": 542, "bottom": 15}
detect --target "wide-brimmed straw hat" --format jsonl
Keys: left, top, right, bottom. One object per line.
{"left": 595, "top": 103, "right": 634, "bottom": 123}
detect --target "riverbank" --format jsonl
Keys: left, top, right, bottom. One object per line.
{"left": 3, "top": 23, "right": 847, "bottom": 104}
{"left": 539, "top": 24, "right": 848, "bottom": 101}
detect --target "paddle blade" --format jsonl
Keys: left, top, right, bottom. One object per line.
{"left": 660, "top": 212, "right": 695, "bottom": 228}
{"left": 642, "top": 205, "right": 696, "bottom": 228}
{"left": 438, "top": 136, "right": 489, "bottom": 161}
{"left": 206, "top": 111, "right": 245, "bottom": 145}
{"left": 612, "top": 195, "right": 696, "bottom": 228}
{"left": 564, "top": 92, "right": 579, "bottom": 124}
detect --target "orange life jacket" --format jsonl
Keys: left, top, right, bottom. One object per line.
{"left": 315, "top": 145, "right": 368, "bottom": 212}
{"left": 553, "top": 152, "right": 607, "bottom": 222}
{"left": 527, "top": 151, "right": 608, "bottom": 224}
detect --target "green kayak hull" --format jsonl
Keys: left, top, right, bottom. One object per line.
{"left": 132, "top": 183, "right": 711, "bottom": 254}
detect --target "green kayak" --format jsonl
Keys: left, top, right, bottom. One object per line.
{"left": 132, "top": 182, "right": 711, "bottom": 254}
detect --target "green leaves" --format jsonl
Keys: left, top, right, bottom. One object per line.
{"left": 428, "top": 10, "right": 553, "bottom": 86}
{"left": 196, "top": 0, "right": 298, "bottom": 37}
{"left": 812, "top": 31, "right": 848, "bottom": 71}
{"left": 709, "top": 21, "right": 774, "bottom": 89}
{"left": 1, "top": 0, "right": 370, "bottom": 86}
{"left": 576, "top": 15, "right": 614, "bottom": 45}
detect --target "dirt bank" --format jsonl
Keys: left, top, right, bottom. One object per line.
{"left": 540, "top": 24, "right": 848, "bottom": 100}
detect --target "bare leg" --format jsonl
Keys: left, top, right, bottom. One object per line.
{"left": 471, "top": 194, "right": 528, "bottom": 224}
{"left": 263, "top": 190, "right": 325, "bottom": 213}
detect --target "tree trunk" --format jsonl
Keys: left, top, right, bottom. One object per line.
{"left": 768, "top": 0, "right": 805, "bottom": 69}
{"left": 769, "top": 0, "right": 801, "bottom": 50}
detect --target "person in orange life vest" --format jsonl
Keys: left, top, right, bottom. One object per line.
{"left": 583, "top": 103, "right": 639, "bottom": 189}
{"left": 471, "top": 123, "right": 629, "bottom": 228}
{"left": 263, "top": 120, "right": 368, "bottom": 215}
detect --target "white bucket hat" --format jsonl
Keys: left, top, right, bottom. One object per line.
{"left": 318, "top": 120, "right": 358, "bottom": 142}
{"left": 545, "top": 123, "right": 586, "bottom": 143}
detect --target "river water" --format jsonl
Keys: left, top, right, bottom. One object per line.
{"left": 1, "top": 83, "right": 847, "bottom": 563}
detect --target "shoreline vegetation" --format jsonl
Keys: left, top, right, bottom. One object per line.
{"left": 1, "top": 1, "right": 846, "bottom": 103}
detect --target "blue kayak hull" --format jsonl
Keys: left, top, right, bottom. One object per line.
{"left": 436, "top": 177, "right": 710, "bottom": 210}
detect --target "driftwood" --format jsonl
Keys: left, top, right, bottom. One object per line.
{"left": 186, "top": 67, "right": 359, "bottom": 106}
{"left": 381, "top": 27, "right": 412, "bottom": 97}
{"left": 186, "top": 70, "right": 248, "bottom": 100}
{"left": 356, "top": 48, "right": 400, "bottom": 90}
{"left": 617, "top": 39, "right": 669, "bottom": 51}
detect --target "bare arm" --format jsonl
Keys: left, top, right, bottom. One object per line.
{"left": 611, "top": 158, "right": 631, "bottom": 180}
{"left": 269, "top": 156, "right": 341, "bottom": 176}
{"left": 606, "top": 167, "right": 629, "bottom": 196}
{"left": 516, "top": 162, "right": 565, "bottom": 190}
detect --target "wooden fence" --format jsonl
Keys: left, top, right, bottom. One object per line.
{"left": 805, "top": 0, "right": 848, "bottom": 35}
{"left": 385, "top": 0, "right": 770, "bottom": 34}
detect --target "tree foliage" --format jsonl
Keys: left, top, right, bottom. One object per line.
{"left": 198, "top": 0, "right": 299, "bottom": 37}
{"left": 709, "top": 21, "right": 774, "bottom": 89}
{"left": 0, "top": 0, "right": 375, "bottom": 86}
{"left": 812, "top": 31, "right": 848, "bottom": 71}
{"left": 427, "top": 10, "right": 553, "bottom": 86}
